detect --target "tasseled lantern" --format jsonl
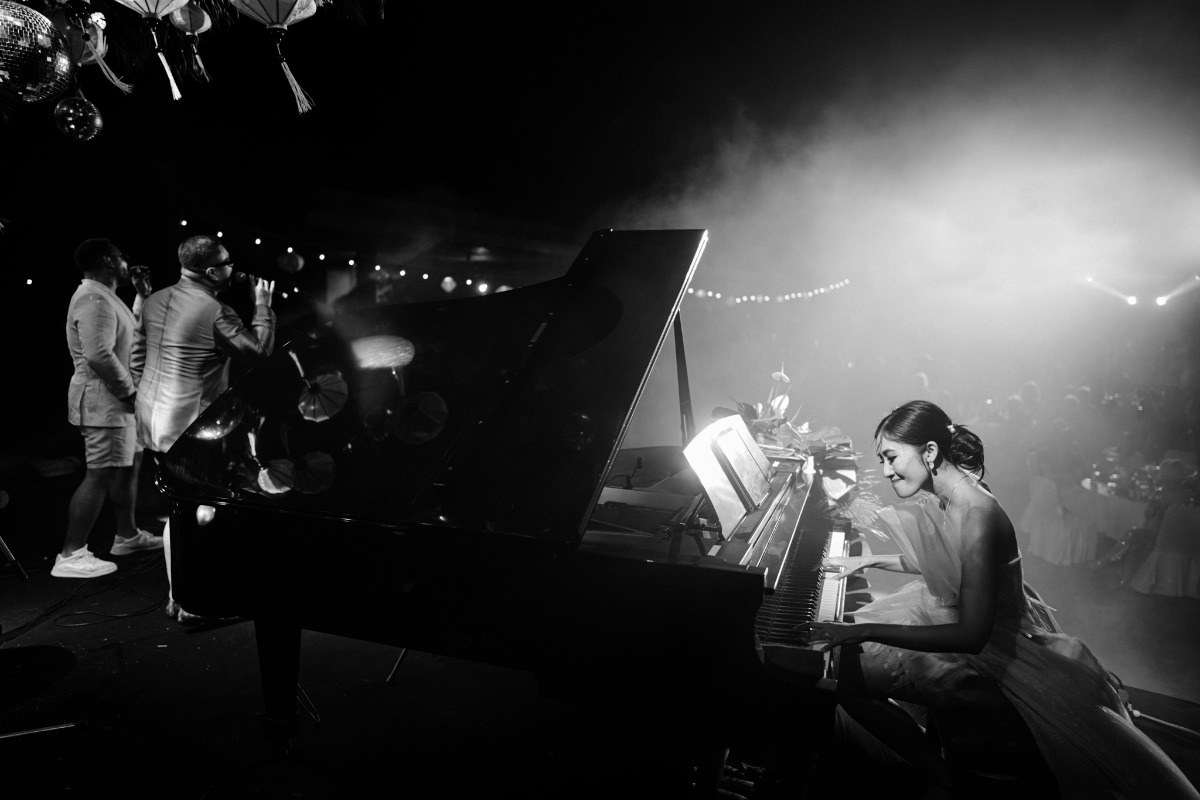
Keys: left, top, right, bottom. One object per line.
{"left": 110, "top": 0, "right": 189, "bottom": 99}
{"left": 230, "top": 0, "right": 317, "bottom": 113}
{"left": 53, "top": 9, "right": 133, "bottom": 95}
{"left": 168, "top": 4, "right": 211, "bottom": 82}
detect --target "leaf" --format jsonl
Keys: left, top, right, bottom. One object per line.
{"left": 770, "top": 394, "right": 789, "bottom": 415}
{"left": 736, "top": 401, "right": 759, "bottom": 421}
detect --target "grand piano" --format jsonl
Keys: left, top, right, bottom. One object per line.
{"left": 160, "top": 229, "right": 855, "bottom": 791}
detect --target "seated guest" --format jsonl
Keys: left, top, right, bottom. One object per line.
{"left": 1097, "top": 456, "right": 1197, "bottom": 584}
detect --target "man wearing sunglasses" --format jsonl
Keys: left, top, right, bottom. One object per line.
{"left": 131, "top": 233, "right": 276, "bottom": 622}
{"left": 56, "top": 239, "right": 161, "bottom": 578}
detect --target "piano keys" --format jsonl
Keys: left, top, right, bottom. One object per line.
{"left": 158, "top": 229, "right": 855, "bottom": 776}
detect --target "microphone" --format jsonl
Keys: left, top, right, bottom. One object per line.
{"left": 232, "top": 271, "right": 257, "bottom": 284}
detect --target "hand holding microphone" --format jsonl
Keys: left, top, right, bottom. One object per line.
{"left": 234, "top": 271, "right": 275, "bottom": 307}
{"left": 129, "top": 265, "right": 153, "bottom": 298}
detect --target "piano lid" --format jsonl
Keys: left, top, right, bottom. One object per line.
{"left": 157, "top": 229, "right": 709, "bottom": 544}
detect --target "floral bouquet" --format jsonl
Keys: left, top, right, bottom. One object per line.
{"left": 712, "top": 365, "right": 847, "bottom": 457}
{"left": 712, "top": 365, "right": 887, "bottom": 540}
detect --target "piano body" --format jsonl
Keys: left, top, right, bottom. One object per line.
{"left": 161, "top": 229, "right": 854, "bottom": 781}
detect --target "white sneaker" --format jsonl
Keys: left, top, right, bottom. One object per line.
{"left": 110, "top": 530, "right": 165, "bottom": 556}
{"left": 51, "top": 548, "right": 117, "bottom": 579}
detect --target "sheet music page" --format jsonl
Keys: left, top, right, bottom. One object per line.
{"left": 683, "top": 415, "right": 773, "bottom": 540}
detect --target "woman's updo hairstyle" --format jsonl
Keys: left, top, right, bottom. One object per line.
{"left": 874, "top": 399, "right": 986, "bottom": 479}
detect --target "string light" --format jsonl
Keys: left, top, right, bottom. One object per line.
{"left": 137, "top": 212, "right": 535, "bottom": 296}
{"left": 687, "top": 278, "right": 852, "bottom": 305}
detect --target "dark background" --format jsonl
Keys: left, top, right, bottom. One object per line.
{"left": 3, "top": 0, "right": 1200, "bottom": 464}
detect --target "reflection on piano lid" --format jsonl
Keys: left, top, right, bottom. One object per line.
{"left": 158, "top": 230, "right": 710, "bottom": 543}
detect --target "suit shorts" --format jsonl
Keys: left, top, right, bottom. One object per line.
{"left": 79, "top": 423, "right": 142, "bottom": 468}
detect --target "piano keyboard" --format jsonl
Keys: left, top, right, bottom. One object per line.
{"left": 753, "top": 520, "right": 849, "bottom": 682}
{"left": 815, "top": 528, "right": 846, "bottom": 624}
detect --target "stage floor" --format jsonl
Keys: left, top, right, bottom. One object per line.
{"left": 1, "top": 474, "right": 1198, "bottom": 798}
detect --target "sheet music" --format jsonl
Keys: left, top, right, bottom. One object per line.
{"left": 682, "top": 415, "right": 773, "bottom": 541}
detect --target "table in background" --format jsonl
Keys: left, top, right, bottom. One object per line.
{"left": 1061, "top": 478, "right": 1148, "bottom": 542}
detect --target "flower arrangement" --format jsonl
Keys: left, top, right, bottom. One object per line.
{"left": 712, "top": 365, "right": 887, "bottom": 540}
{"left": 712, "top": 365, "right": 847, "bottom": 458}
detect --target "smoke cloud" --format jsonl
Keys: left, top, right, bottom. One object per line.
{"left": 617, "top": 17, "right": 1200, "bottom": 453}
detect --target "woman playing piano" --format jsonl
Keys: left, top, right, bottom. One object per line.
{"left": 798, "top": 399, "right": 1199, "bottom": 799}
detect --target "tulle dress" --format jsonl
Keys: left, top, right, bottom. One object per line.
{"left": 850, "top": 490, "right": 1200, "bottom": 800}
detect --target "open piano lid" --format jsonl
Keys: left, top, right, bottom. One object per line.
{"left": 158, "top": 229, "right": 709, "bottom": 545}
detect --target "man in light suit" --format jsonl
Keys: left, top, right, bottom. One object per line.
{"left": 132, "top": 233, "right": 275, "bottom": 621}
{"left": 56, "top": 238, "right": 163, "bottom": 578}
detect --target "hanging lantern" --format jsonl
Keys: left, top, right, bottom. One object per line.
{"left": 167, "top": 4, "right": 211, "bottom": 82}
{"left": 110, "top": 0, "right": 189, "bottom": 100}
{"left": 0, "top": 0, "right": 73, "bottom": 104}
{"left": 52, "top": 9, "right": 133, "bottom": 95}
{"left": 230, "top": 0, "right": 317, "bottom": 114}
{"left": 53, "top": 93, "right": 103, "bottom": 141}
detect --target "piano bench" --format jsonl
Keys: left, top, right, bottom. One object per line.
{"left": 926, "top": 687, "right": 1059, "bottom": 799}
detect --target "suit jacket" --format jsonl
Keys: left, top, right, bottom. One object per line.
{"left": 66, "top": 279, "right": 139, "bottom": 427}
{"left": 131, "top": 274, "right": 275, "bottom": 454}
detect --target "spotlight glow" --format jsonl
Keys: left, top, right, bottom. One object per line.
{"left": 1153, "top": 275, "right": 1200, "bottom": 305}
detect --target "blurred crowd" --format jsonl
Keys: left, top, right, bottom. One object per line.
{"left": 972, "top": 379, "right": 1199, "bottom": 512}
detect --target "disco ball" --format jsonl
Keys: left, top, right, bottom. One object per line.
{"left": 0, "top": 0, "right": 74, "bottom": 104}
{"left": 53, "top": 95, "right": 102, "bottom": 141}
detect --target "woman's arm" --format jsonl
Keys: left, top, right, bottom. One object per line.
{"left": 822, "top": 553, "right": 919, "bottom": 577}
{"left": 803, "top": 506, "right": 1002, "bottom": 654}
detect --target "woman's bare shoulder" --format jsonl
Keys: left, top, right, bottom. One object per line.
{"left": 960, "top": 487, "right": 1011, "bottom": 540}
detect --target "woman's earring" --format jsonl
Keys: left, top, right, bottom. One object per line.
{"left": 930, "top": 462, "right": 938, "bottom": 476}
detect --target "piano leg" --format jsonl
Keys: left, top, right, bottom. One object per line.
{"left": 255, "top": 619, "right": 302, "bottom": 748}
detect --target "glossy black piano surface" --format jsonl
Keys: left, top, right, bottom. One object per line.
{"left": 160, "top": 229, "right": 846, "bottom": 755}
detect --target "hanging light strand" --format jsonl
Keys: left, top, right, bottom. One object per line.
{"left": 686, "top": 278, "right": 852, "bottom": 305}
